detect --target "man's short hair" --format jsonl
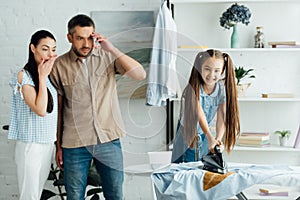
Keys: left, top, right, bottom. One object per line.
{"left": 68, "top": 14, "right": 95, "bottom": 35}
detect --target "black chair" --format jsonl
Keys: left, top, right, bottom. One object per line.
{"left": 2, "top": 125, "right": 9, "bottom": 130}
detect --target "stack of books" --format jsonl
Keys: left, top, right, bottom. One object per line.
{"left": 238, "top": 132, "right": 270, "bottom": 147}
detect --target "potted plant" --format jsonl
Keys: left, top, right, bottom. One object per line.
{"left": 220, "top": 3, "right": 251, "bottom": 48}
{"left": 41, "top": 161, "right": 103, "bottom": 200}
{"left": 274, "top": 130, "right": 291, "bottom": 146}
{"left": 234, "top": 66, "right": 255, "bottom": 97}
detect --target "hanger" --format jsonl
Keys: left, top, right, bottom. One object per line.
{"left": 162, "top": 0, "right": 174, "bottom": 19}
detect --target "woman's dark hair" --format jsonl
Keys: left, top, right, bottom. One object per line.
{"left": 181, "top": 49, "right": 240, "bottom": 153}
{"left": 24, "top": 30, "right": 56, "bottom": 113}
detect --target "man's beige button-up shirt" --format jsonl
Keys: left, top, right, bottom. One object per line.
{"left": 50, "top": 48, "right": 126, "bottom": 148}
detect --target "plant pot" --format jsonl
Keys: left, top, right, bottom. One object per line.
{"left": 236, "top": 83, "right": 251, "bottom": 97}
{"left": 279, "top": 137, "right": 288, "bottom": 146}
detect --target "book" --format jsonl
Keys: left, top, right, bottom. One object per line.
{"left": 240, "top": 132, "right": 269, "bottom": 136}
{"left": 259, "top": 192, "right": 289, "bottom": 196}
{"left": 239, "top": 132, "right": 270, "bottom": 139}
{"left": 238, "top": 143, "right": 271, "bottom": 147}
{"left": 238, "top": 132, "right": 270, "bottom": 147}
{"left": 293, "top": 125, "right": 300, "bottom": 148}
{"left": 268, "top": 41, "right": 298, "bottom": 48}
{"left": 262, "top": 93, "right": 295, "bottom": 98}
{"left": 238, "top": 141, "right": 270, "bottom": 147}
{"left": 268, "top": 41, "right": 296, "bottom": 45}
{"left": 178, "top": 45, "right": 208, "bottom": 49}
{"left": 238, "top": 139, "right": 270, "bottom": 144}
{"left": 238, "top": 136, "right": 270, "bottom": 142}
{"left": 259, "top": 185, "right": 290, "bottom": 196}
{"left": 272, "top": 44, "right": 300, "bottom": 48}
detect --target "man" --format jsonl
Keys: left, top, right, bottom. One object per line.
{"left": 50, "top": 14, "right": 146, "bottom": 200}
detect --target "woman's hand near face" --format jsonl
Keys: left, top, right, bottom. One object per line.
{"left": 38, "top": 56, "right": 57, "bottom": 79}
{"left": 22, "top": 55, "right": 57, "bottom": 116}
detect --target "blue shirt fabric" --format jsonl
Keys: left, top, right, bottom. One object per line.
{"left": 171, "top": 81, "right": 226, "bottom": 163}
{"left": 8, "top": 69, "right": 58, "bottom": 144}
{"left": 151, "top": 162, "right": 292, "bottom": 200}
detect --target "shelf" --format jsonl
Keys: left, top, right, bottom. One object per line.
{"left": 177, "top": 48, "right": 300, "bottom": 53}
{"left": 172, "top": 0, "right": 300, "bottom": 3}
{"left": 238, "top": 97, "right": 300, "bottom": 102}
{"left": 167, "top": 97, "right": 300, "bottom": 102}
{"left": 233, "top": 145, "right": 300, "bottom": 152}
{"left": 172, "top": 0, "right": 300, "bottom": 166}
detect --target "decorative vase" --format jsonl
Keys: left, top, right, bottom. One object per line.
{"left": 231, "top": 25, "right": 240, "bottom": 48}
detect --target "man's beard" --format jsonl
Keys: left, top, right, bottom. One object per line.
{"left": 73, "top": 46, "right": 92, "bottom": 58}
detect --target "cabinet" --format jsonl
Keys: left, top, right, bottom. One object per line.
{"left": 171, "top": 0, "right": 300, "bottom": 164}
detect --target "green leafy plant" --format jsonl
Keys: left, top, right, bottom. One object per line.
{"left": 274, "top": 130, "right": 291, "bottom": 138}
{"left": 41, "top": 161, "right": 102, "bottom": 200}
{"left": 234, "top": 66, "right": 256, "bottom": 85}
{"left": 40, "top": 164, "right": 65, "bottom": 200}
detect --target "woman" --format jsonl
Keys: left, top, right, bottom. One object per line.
{"left": 172, "top": 49, "right": 240, "bottom": 163}
{"left": 8, "top": 30, "right": 57, "bottom": 199}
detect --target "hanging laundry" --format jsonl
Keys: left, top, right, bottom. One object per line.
{"left": 146, "top": 0, "right": 178, "bottom": 106}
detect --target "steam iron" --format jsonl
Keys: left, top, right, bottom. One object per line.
{"left": 202, "top": 147, "right": 249, "bottom": 199}
{"left": 201, "top": 146, "right": 228, "bottom": 174}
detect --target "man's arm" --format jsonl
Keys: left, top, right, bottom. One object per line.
{"left": 112, "top": 48, "right": 146, "bottom": 81}
{"left": 55, "top": 94, "right": 64, "bottom": 170}
{"left": 92, "top": 32, "right": 146, "bottom": 80}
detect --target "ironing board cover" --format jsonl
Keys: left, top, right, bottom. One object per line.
{"left": 151, "top": 162, "right": 293, "bottom": 200}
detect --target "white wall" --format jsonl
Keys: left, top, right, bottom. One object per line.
{"left": 0, "top": 0, "right": 162, "bottom": 199}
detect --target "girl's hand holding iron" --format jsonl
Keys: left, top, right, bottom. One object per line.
{"left": 206, "top": 133, "right": 218, "bottom": 153}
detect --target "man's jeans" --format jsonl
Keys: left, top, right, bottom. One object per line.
{"left": 63, "top": 139, "right": 124, "bottom": 200}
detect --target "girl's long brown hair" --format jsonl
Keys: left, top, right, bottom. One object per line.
{"left": 181, "top": 49, "right": 240, "bottom": 153}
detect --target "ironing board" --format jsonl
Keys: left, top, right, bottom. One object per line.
{"left": 151, "top": 162, "right": 300, "bottom": 200}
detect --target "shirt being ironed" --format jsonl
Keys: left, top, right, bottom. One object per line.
{"left": 50, "top": 48, "right": 126, "bottom": 148}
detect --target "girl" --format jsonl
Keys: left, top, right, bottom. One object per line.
{"left": 171, "top": 49, "right": 240, "bottom": 163}
{"left": 8, "top": 30, "right": 57, "bottom": 199}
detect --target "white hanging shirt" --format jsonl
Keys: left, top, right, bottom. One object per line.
{"left": 146, "top": 1, "right": 178, "bottom": 106}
